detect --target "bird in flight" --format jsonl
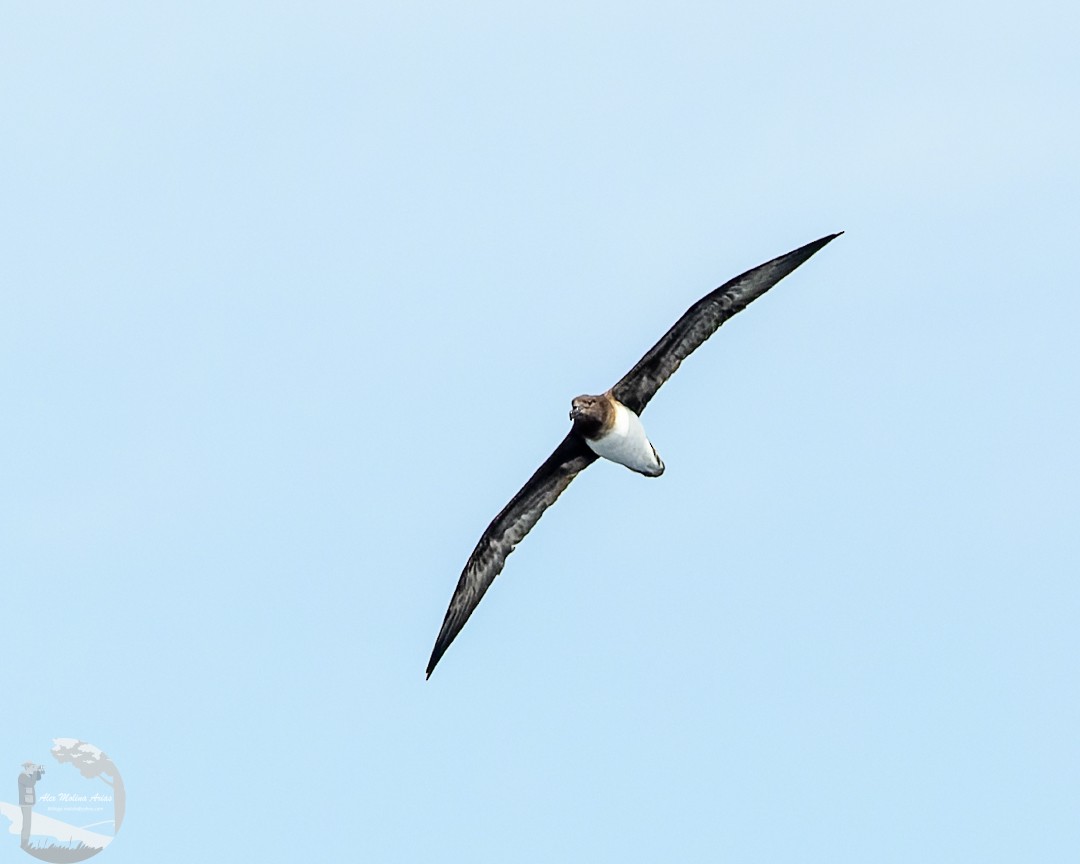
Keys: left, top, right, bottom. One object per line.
{"left": 426, "top": 232, "right": 842, "bottom": 677}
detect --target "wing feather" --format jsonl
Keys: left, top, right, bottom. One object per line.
{"left": 611, "top": 233, "right": 842, "bottom": 415}
{"left": 426, "top": 431, "right": 598, "bottom": 677}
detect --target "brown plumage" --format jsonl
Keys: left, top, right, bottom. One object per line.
{"left": 569, "top": 393, "right": 616, "bottom": 439}
{"left": 426, "top": 232, "right": 842, "bottom": 677}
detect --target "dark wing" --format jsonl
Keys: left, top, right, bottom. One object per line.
{"left": 426, "top": 431, "right": 598, "bottom": 677}
{"left": 611, "top": 233, "right": 842, "bottom": 415}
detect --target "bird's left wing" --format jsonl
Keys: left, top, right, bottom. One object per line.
{"left": 426, "top": 431, "right": 598, "bottom": 677}
{"left": 611, "top": 232, "right": 842, "bottom": 416}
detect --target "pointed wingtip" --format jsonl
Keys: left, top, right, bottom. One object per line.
{"left": 426, "top": 643, "right": 444, "bottom": 679}
{"left": 797, "top": 230, "right": 843, "bottom": 260}
{"left": 777, "top": 231, "right": 843, "bottom": 272}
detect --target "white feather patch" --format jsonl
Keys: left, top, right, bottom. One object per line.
{"left": 585, "top": 401, "right": 665, "bottom": 476}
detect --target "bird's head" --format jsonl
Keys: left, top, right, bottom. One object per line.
{"left": 569, "top": 394, "right": 611, "bottom": 438}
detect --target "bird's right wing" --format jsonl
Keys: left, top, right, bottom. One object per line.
{"left": 426, "top": 431, "right": 599, "bottom": 677}
{"left": 611, "top": 233, "right": 842, "bottom": 416}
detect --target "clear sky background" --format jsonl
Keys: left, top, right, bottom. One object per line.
{"left": 3, "top": 3, "right": 1078, "bottom": 862}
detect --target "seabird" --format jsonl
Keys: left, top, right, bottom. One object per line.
{"left": 426, "top": 232, "right": 842, "bottom": 677}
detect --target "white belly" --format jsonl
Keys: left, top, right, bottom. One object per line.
{"left": 585, "top": 401, "right": 665, "bottom": 477}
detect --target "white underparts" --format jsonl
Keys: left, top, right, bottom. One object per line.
{"left": 585, "top": 400, "right": 665, "bottom": 477}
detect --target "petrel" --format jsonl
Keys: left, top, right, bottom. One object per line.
{"left": 426, "top": 233, "right": 842, "bottom": 677}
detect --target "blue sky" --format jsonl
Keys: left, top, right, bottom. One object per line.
{"left": 3, "top": 2, "right": 1078, "bottom": 862}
